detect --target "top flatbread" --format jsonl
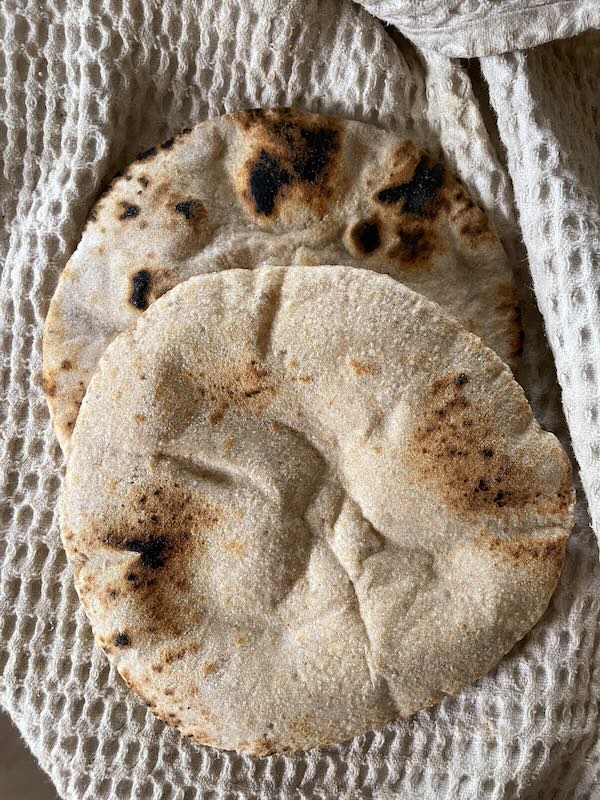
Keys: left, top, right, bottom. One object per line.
{"left": 43, "top": 107, "right": 521, "bottom": 455}
{"left": 61, "top": 266, "right": 572, "bottom": 756}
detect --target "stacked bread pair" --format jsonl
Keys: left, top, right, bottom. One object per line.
{"left": 43, "top": 109, "right": 573, "bottom": 756}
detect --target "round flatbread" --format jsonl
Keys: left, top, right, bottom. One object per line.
{"left": 61, "top": 266, "right": 572, "bottom": 755}
{"left": 43, "top": 107, "right": 521, "bottom": 455}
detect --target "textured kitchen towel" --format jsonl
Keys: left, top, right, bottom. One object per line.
{"left": 1, "top": 1, "right": 600, "bottom": 799}
{"left": 481, "top": 31, "right": 600, "bottom": 552}
{"left": 355, "top": 0, "right": 600, "bottom": 57}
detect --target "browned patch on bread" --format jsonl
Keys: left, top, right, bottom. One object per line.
{"left": 119, "top": 179, "right": 212, "bottom": 259}
{"left": 223, "top": 538, "right": 245, "bottom": 556}
{"left": 196, "top": 701, "right": 221, "bottom": 729}
{"left": 234, "top": 108, "right": 269, "bottom": 130}
{"left": 408, "top": 374, "right": 572, "bottom": 517}
{"left": 483, "top": 534, "right": 566, "bottom": 578}
{"left": 247, "top": 736, "right": 276, "bottom": 757}
{"left": 372, "top": 145, "right": 449, "bottom": 271}
{"left": 387, "top": 222, "right": 440, "bottom": 269}
{"left": 155, "top": 268, "right": 178, "bottom": 298}
{"left": 187, "top": 728, "right": 216, "bottom": 746}
{"left": 79, "top": 572, "right": 97, "bottom": 592}
{"left": 89, "top": 166, "right": 211, "bottom": 312}
{"left": 173, "top": 198, "right": 207, "bottom": 226}
{"left": 118, "top": 664, "right": 222, "bottom": 742}
{"left": 446, "top": 180, "right": 496, "bottom": 246}
{"left": 288, "top": 714, "right": 316, "bottom": 742}
{"left": 155, "top": 641, "right": 201, "bottom": 669}
{"left": 93, "top": 171, "right": 125, "bottom": 209}
{"left": 287, "top": 714, "right": 339, "bottom": 750}
{"left": 202, "top": 660, "right": 218, "bottom": 676}
{"left": 287, "top": 358, "right": 313, "bottom": 384}
{"left": 388, "top": 140, "right": 423, "bottom": 173}
{"left": 119, "top": 668, "right": 159, "bottom": 712}
{"left": 43, "top": 367, "right": 87, "bottom": 437}
{"left": 41, "top": 371, "right": 57, "bottom": 398}
{"left": 350, "top": 357, "right": 375, "bottom": 376}
{"left": 85, "top": 483, "right": 222, "bottom": 638}
{"left": 205, "top": 358, "right": 276, "bottom": 423}
{"left": 149, "top": 704, "right": 183, "bottom": 727}
{"left": 234, "top": 108, "right": 342, "bottom": 221}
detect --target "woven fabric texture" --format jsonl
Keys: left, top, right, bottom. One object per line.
{"left": 1, "top": 1, "right": 599, "bottom": 798}
{"left": 356, "top": 0, "right": 600, "bottom": 57}
{"left": 482, "top": 33, "right": 600, "bottom": 551}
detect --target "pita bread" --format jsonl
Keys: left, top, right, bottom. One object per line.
{"left": 43, "top": 107, "right": 521, "bottom": 455}
{"left": 61, "top": 266, "right": 573, "bottom": 755}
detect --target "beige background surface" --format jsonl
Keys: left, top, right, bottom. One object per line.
{"left": 0, "top": 711, "right": 58, "bottom": 800}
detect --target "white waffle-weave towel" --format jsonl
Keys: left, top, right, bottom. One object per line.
{"left": 1, "top": 1, "right": 599, "bottom": 798}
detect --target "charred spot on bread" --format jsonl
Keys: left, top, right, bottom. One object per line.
{"left": 130, "top": 270, "right": 152, "bottom": 310}
{"left": 377, "top": 157, "right": 445, "bottom": 217}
